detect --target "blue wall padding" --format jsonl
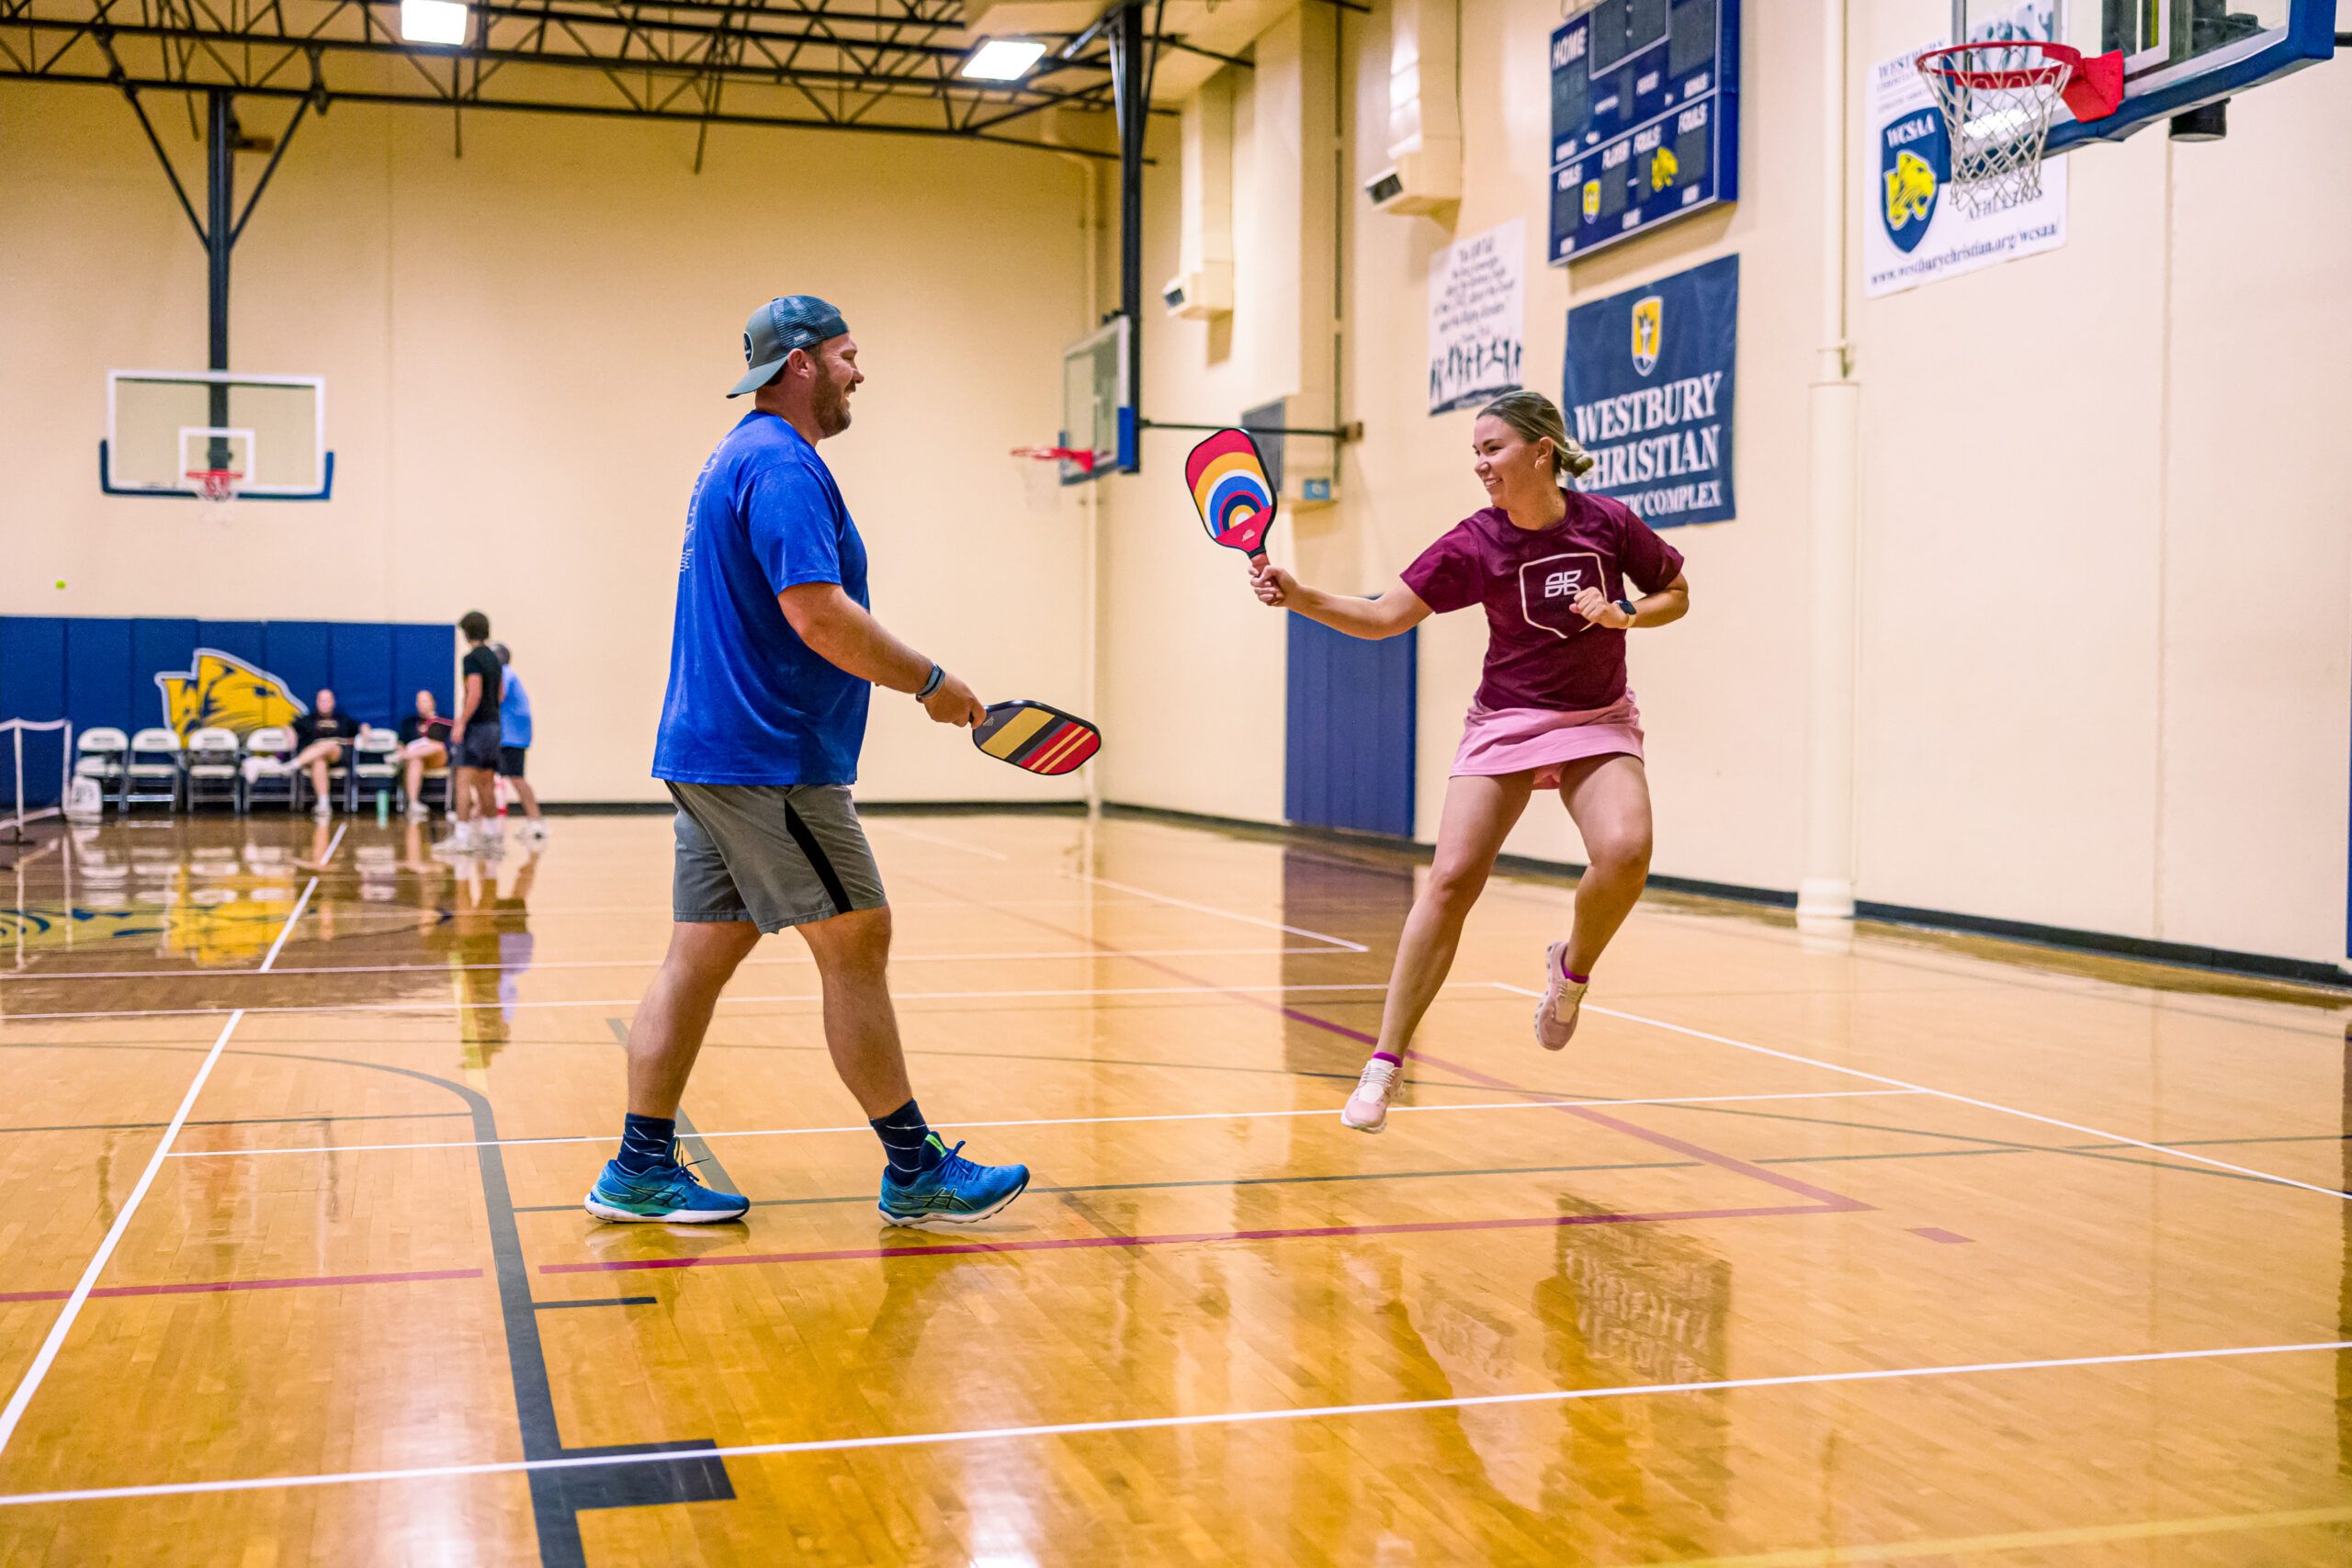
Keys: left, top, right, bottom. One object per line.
{"left": 62, "top": 618, "right": 136, "bottom": 739}
{"left": 131, "top": 619, "right": 200, "bottom": 730}
{"left": 264, "top": 621, "right": 334, "bottom": 711}
{"left": 1284, "top": 615, "right": 1417, "bottom": 839}
{"left": 393, "top": 624, "right": 456, "bottom": 718}
{"left": 0, "top": 616, "right": 453, "bottom": 807}
{"left": 0, "top": 617, "right": 68, "bottom": 807}
{"left": 330, "top": 622, "right": 395, "bottom": 728}
{"left": 196, "top": 620, "right": 267, "bottom": 670}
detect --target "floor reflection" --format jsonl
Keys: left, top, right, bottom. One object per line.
{"left": 0, "top": 817, "right": 543, "bottom": 1040}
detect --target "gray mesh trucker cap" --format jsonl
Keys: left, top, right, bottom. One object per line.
{"left": 728, "top": 295, "right": 850, "bottom": 397}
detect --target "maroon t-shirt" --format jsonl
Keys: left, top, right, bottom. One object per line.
{"left": 1401, "top": 492, "right": 1685, "bottom": 712}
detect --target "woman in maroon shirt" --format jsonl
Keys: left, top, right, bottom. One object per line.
{"left": 1251, "top": 390, "right": 1690, "bottom": 1132}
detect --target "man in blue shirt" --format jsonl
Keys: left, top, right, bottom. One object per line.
{"left": 490, "top": 643, "right": 546, "bottom": 844}
{"left": 586, "top": 295, "right": 1029, "bottom": 1229}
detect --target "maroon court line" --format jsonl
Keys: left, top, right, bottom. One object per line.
{"left": 905, "top": 879, "right": 1871, "bottom": 1218}
{"left": 0, "top": 1267, "right": 481, "bottom": 1303}
{"left": 541, "top": 1201, "right": 1842, "bottom": 1275}
{"left": 1410, "top": 1051, "right": 1871, "bottom": 1212}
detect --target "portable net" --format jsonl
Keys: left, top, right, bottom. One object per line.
{"left": 1915, "top": 41, "right": 2078, "bottom": 217}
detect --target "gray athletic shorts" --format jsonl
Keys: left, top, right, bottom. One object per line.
{"left": 667, "top": 781, "right": 887, "bottom": 932}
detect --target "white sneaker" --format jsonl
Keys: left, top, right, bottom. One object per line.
{"left": 1340, "top": 1057, "right": 1400, "bottom": 1133}
{"left": 1534, "top": 942, "right": 1588, "bottom": 1052}
{"left": 404, "top": 801, "right": 427, "bottom": 822}
{"left": 311, "top": 799, "right": 332, "bottom": 819}
{"left": 519, "top": 818, "right": 549, "bottom": 842}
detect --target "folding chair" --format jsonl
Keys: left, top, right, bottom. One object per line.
{"left": 184, "top": 727, "right": 243, "bottom": 812}
{"left": 351, "top": 728, "right": 401, "bottom": 811}
{"left": 74, "top": 728, "right": 130, "bottom": 812}
{"left": 242, "top": 727, "right": 299, "bottom": 813}
{"left": 122, "top": 728, "right": 184, "bottom": 813}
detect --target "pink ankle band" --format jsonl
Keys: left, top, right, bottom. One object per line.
{"left": 1372, "top": 1051, "right": 1402, "bottom": 1066}
{"left": 1565, "top": 970, "right": 1589, "bottom": 985}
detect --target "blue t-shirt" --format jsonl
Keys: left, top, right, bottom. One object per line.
{"left": 500, "top": 669, "right": 533, "bottom": 749}
{"left": 652, "top": 413, "right": 871, "bottom": 785}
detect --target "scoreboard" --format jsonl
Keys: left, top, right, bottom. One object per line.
{"left": 1549, "top": 0, "right": 1740, "bottom": 265}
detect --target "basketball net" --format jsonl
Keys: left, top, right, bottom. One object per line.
{"left": 185, "top": 468, "right": 243, "bottom": 524}
{"left": 1010, "top": 446, "right": 1093, "bottom": 513}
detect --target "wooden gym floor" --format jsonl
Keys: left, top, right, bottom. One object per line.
{"left": 0, "top": 808, "right": 2345, "bottom": 1565}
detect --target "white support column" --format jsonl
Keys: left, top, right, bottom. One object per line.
{"left": 1799, "top": 0, "right": 1860, "bottom": 923}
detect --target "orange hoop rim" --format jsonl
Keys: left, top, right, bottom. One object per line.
{"left": 1010, "top": 446, "right": 1096, "bottom": 472}
{"left": 1914, "top": 39, "right": 2081, "bottom": 89}
{"left": 184, "top": 468, "right": 245, "bottom": 502}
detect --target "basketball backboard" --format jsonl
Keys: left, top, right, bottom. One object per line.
{"left": 101, "top": 370, "right": 334, "bottom": 501}
{"left": 1954, "top": 0, "right": 2335, "bottom": 151}
{"left": 1059, "top": 317, "right": 1135, "bottom": 484}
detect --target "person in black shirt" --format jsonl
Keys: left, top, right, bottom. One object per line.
{"left": 397, "top": 689, "right": 456, "bottom": 821}
{"left": 447, "top": 610, "right": 505, "bottom": 854}
{"left": 288, "top": 689, "right": 364, "bottom": 818}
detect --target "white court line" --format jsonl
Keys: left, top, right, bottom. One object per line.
{"left": 0, "top": 856, "right": 326, "bottom": 1460}
{"left": 0, "top": 1009, "right": 247, "bottom": 1459}
{"left": 1, "top": 1337, "right": 2340, "bottom": 1508}
{"left": 1069, "top": 872, "right": 1369, "bottom": 953}
{"left": 254, "top": 825, "right": 338, "bottom": 973}
{"left": 6, "top": 945, "right": 1347, "bottom": 984}
{"left": 0, "top": 979, "right": 1408, "bottom": 1024}
{"left": 1492, "top": 983, "right": 2352, "bottom": 1201}
{"left": 865, "top": 820, "right": 1012, "bottom": 861}
{"left": 165, "top": 1089, "right": 1925, "bottom": 1160}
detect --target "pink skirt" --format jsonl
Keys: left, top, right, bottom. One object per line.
{"left": 1451, "top": 692, "right": 1644, "bottom": 790}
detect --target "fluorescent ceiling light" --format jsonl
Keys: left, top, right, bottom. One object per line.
{"left": 401, "top": 0, "right": 469, "bottom": 46}
{"left": 961, "top": 39, "right": 1047, "bottom": 81}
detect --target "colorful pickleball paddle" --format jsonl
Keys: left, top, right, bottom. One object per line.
{"left": 972, "top": 700, "right": 1102, "bottom": 776}
{"left": 1183, "top": 428, "right": 1279, "bottom": 565}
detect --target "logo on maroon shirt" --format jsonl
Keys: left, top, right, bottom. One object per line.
{"left": 1519, "top": 551, "right": 1607, "bottom": 639}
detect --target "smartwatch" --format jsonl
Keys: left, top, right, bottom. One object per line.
{"left": 915, "top": 662, "right": 944, "bottom": 700}
{"left": 1613, "top": 598, "right": 1638, "bottom": 626}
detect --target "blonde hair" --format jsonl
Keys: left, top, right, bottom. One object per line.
{"left": 1477, "top": 390, "right": 1595, "bottom": 481}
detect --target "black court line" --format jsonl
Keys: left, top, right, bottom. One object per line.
{"left": 218, "top": 1047, "right": 730, "bottom": 1568}
{"left": 533, "top": 1296, "right": 659, "bottom": 1310}
{"left": 0, "top": 1111, "right": 472, "bottom": 1136}
{"left": 502, "top": 1130, "right": 2352, "bottom": 1215}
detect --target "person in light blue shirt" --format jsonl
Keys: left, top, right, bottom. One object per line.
{"left": 490, "top": 643, "right": 545, "bottom": 842}
{"left": 584, "top": 294, "right": 1030, "bottom": 1232}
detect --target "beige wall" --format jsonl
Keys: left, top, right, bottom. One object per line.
{"left": 1093, "top": 0, "right": 2352, "bottom": 964}
{"left": 1, "top": 82, "right": 1098, "bottom": 805}
{"left": 10, "top": 1, "right": 2346, "bottom": 964}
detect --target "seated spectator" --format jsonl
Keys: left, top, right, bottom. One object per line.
{"left": 398, "top": 690, "right": 456, "bottom": 821}
{"left": 289, "top": 689, "right": 364, "bottom": 818}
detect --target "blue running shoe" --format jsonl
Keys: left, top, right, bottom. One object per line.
{"left": 877, "top": 1137, "right": 1030, "bottom": 1228}
{"left": 583, "top": 1151, "right": 750, "bottom": 1224}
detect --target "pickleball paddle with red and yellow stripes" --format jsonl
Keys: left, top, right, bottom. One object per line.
{"left": 972, "top": 700, "right": 1102, "bottom": 776}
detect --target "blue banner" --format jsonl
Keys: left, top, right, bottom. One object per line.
{"left": 1561, "top": 253, "right": 1737, "bottom": 528}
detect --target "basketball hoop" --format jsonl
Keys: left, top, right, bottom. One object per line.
{"left": 1915, "top": 41, "right": 2122, "bottom": 216}
{"left": 184, "top": 468, "right": 243, "bottom": 523}
{"left": 1011, "top": 445, "right": 1095, "bottom": 513}
{"left": 1010, "top": 446, "right": 1096, "bottom": 472}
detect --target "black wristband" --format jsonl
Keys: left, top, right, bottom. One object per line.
{"left": 1614, "top": 598, "right": 1638, "bottom": 625}
{"left": 915, "top": 662, "right": 944, "bottom": 700}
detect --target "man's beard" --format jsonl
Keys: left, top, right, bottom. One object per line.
{"left": 813, "top": 365, "right": 854, "bottom": 436}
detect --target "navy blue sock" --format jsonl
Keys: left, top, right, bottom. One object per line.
{"left": 870, "top": 1100, "right": 943, "bottom": 1179}
{"left": 616, "top": 1113, "right": 677, "bottom": 1176}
